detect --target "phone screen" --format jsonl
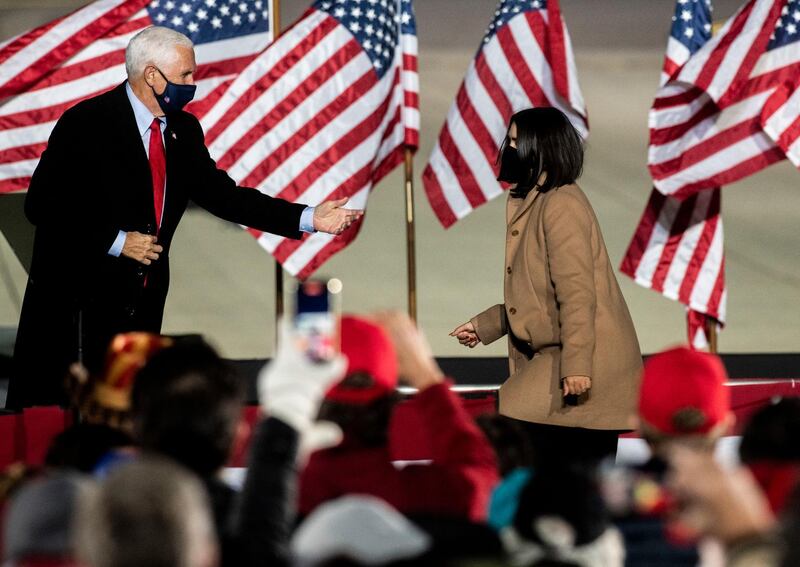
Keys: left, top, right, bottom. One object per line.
{"left": 294, "top": 278, "right": 341, "bottom": 362}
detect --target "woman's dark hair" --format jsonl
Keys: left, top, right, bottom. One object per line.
{"left": 317, "top": 372, "right": 401, "bottom": 447}
{"left": 498, "top": 107, "right": 584, "bottom": 198}
{"left": 514, "top": 465, "right": 609, "bottom": 547}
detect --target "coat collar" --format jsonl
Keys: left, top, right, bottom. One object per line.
{"left": 508, "top": 186, "right": 541, "bottom": 225}
{"left": 124, "top": 81, "right": 166, "bottom": 138}
{"left": 110, "top": 82, "right": 149, "bottom": 164}
{"left": 508, "top": 172, "right": 547, "bottom": 225}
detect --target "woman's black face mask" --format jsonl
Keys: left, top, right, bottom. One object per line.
{"left": 497, "top": 145, "right": 536, "bottom": 190}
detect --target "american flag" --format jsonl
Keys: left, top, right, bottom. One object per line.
{"left": 648, "top": 0, "right": 800, "bottom": 200}
{"left": 620, "top": 188, "right": 726, "bottom": 349}
{"left": 421, "top": 0, "right": 587, "bottom": 228}
{"left": 0, "top": 0, "right": 273, "bottom": 194}
{"left": 199, "top": 0, "right": 419, "bottom": 279}
{"left": 760, "top": 0, "right": 800, "bottom": 165}
{"left": 621, "top": 0, "right": 727, "bottom": 349}
{"left": 661, "top": 0, "right": 714, "bottom": 83}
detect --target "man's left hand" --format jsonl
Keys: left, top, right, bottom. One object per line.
{"left": 313, "top": 198, "right": 364, "bottom": 234}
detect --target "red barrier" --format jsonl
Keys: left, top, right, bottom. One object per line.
{"left": 1, "top": 380, "right": 797, "bottom": 470}
{"left": 728, "top": 380, "right": 799, "bottom": 434}
{"left": 0, "top": 408, "right": 73, "bottom": 469}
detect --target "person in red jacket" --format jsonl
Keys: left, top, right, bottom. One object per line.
{"left": 298, "top": 312, "right": 500, "bottom": 523}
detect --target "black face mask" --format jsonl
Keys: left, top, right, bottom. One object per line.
{"left": 497, "top": 145, "right": 535, "bottom": 188}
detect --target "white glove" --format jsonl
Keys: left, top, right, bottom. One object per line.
{"left": 258, "top": 319, "right": 347, "bottom": 437}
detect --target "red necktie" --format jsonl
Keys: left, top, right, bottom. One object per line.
{"left": 148, "top": 118, "right": 166, "bottom": 230}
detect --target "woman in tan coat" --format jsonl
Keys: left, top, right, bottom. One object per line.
{"left": 452, "top": 107, "right": 642, "bottom": 465}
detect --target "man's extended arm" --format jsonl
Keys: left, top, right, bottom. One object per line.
{"left": 182, "top": 117, "right": 361, "bottom": 239}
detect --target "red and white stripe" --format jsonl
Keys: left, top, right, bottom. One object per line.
{"left": 661, "top": 36, "right": 693, "bottom": 87}
{"left": 649, "top": 0, "right": 800, "bottom": 200}
{"left": 688, "top": 309, "right": 721, "bottom": 350}
{"left": 620, "top": 0, "right": 749, "bottom": 349}
{"left": 0, "top": 2, "right": 271, "bottom": 194}
{"left": 422, "top": 0, "right": 587, "bottom": 228}
{"left": 620, "top": 188, "right": 727, "bottom": 326}
{"left": 674, "top": 0, "right": 781, "bottom": 107}
{"left": 200, "top": 8, "right": 419, "bottom": 279}
{"left": 0, "top": 0, "right": 149, "bottom": 101}
{"left": 761, "top": 79, "right": 800, "bottom": 167}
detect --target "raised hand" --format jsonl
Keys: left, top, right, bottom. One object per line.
{"left": 258, "top": 319, "right": 348, "bottom": 437}
{"left": 374, "top": 310, "right": 444, "bottom": 391}
{"left": 667, "top": 445, "right": 775, "bottom": 544}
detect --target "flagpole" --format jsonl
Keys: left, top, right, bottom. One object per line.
{"left": 705, "top": 318, "right": 718, "bottom": 354}
{"left": 404, "top": 147, "right": 417, "bottom": 323}
{"left": 272, "top": 0, "right": 284, "bottom": 335}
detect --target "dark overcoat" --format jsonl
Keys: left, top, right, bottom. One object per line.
{"left": 9, "top": 82, "right": 304, "bottom": 407}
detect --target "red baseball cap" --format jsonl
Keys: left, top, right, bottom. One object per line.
{"left": 325, "top": 315, "right": 398, "bottom": 405}
{"left": 638, "top": 346, "right": 730, "bottom": 435}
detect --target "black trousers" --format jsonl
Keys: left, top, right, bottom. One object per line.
{"left": 510, "top": 418, "right": 622, "bottom": 469}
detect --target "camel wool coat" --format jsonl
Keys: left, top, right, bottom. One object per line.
{"left": 471, "top": 184, "right": 642, "bottom": 430}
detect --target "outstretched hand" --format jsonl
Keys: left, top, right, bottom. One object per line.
{"left": 313, "top": 198, "right": 364, "bottom": 235}
{"left": 450, "top": 321, "right": 480, "bottom": 348}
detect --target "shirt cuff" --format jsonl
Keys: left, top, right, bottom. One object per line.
{"left": 299, "top": 206, "right": 316, "bottom": 233}
{"left": 108, "top": 230, "right": 126, "bottom": 257}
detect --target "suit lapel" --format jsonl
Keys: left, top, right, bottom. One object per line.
{"left": 162, "top": 122, "right": 181, "bottom": 231}
{"left": 111, "top": 83, "right": 158, "bottom": 230}
{"left": 112, "top": 83, "right": 151, "bottom": 183}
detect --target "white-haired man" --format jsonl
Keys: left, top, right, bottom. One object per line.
{"left": 8, "top": 26, "right": 362, "bottom": 408}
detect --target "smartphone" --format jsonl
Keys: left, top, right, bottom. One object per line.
{"left": 293, "top": 278, "right": 342, "bottom": 363}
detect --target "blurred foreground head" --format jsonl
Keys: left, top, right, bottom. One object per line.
{"left": 69, "top": 332, "right": 173, "bottom": 432}
{"left": 475, "top": 413, "right": 535, "bottom": 477}
{"left": 326, "top": 315, "right": 398, "bottom": 404}
{"left": 739, "top": 398, "right": 800, "bottom": 515}
{"left": 503, "top": 466, "right": 623, "bottom": 567}
{"left": 131, "top": 338, "right": 244, "bottom": 476}
{"left": 291, "top": 495, "right": 430, "bottom": 566}
{"left": 3, "top": 472, "right": 90, "bottom": 565}
{"left": 318, "top": 316, "right": 400, "bottom": 446}
{"left": 638, "top": 346, "right": 731, "bottom": 451}
{"left": 76, "top": 457, "right": 217, "bottom": 567}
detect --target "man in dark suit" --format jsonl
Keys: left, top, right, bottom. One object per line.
{"left": 7, "top": 26, "right": 362, "bottom": 408}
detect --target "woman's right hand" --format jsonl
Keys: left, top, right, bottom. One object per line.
{"left": 450, "top": 321, "right": 481, "bottom": 348}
